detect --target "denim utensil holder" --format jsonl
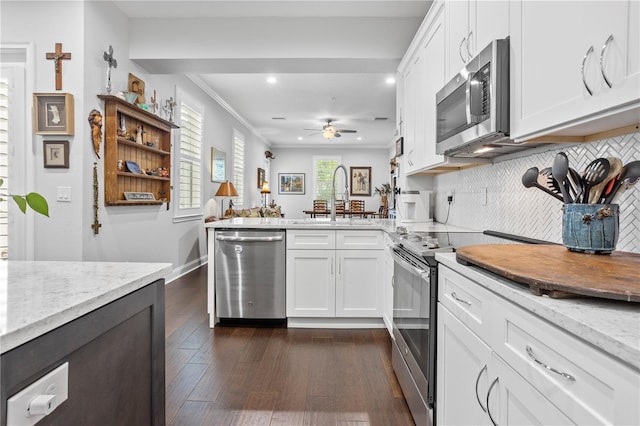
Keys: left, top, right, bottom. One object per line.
{"left": 562, "top": 204, "right": 619, "bottom": 254}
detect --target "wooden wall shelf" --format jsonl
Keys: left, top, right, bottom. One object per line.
{"left": 98, "top": 95, "right": 178, "bottom": 206}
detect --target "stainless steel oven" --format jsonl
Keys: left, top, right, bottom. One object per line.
{"left": 391, "top": 243, "right": 440, "bottom": 426}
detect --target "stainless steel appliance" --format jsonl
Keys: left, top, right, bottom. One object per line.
{"left": 436, "top": 38, "right": 517, "bottom": 159}
{"left": 390, "top": 231, "right": 452, "bottom": 426}
{"left": 214, "top": 229, "right": 286, "bottom": 319}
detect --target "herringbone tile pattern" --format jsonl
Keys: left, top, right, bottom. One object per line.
{"left": 434, "top": 132, "right": 640, "bottom": 253}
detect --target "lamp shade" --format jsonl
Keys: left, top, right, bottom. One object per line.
{"left": 215, "top": 181, "right": 238, "bottom": 197}
{"left": 261, "top": 181, "right": 271, "bottom": 194}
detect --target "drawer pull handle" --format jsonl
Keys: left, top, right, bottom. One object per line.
{"left": 486, "top": 377, "right": 499, "bottom": 426}
{"left": 600, "top": 34, "right": 614, "bottom": 88}
{"left": 581, "top": 45, "right": 594, "bottom": 96}
{"left": 526, "top": 345, "right": 576, "bottom": 381}
{"left": 474, "top": 365, "right": 488, "bottom": 413}
{"left": 451, "top": 291, "right": 471, "bottom": 306}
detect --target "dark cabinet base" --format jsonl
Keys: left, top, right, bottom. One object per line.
{"left": 1, "top": 280, "right": 165, "bottom": 426}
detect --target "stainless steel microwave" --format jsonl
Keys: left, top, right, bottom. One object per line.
{"left": 436, "top": 38, "right": 512, "bottom": 158}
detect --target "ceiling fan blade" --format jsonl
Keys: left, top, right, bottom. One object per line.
{"left": 334, "top": 132, "right": 342, "bottom": 137}
{"left": 307, "top": 131, "right": 321, "bottom": 136}
{"left": 304, "top": 128, "right": 321, "bottom": 131}
{"left": 337, "top": 129, "right": 357, "bottom": 133}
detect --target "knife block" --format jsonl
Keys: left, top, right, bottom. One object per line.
{"left": 562, "top": 203, "right": 619, "bottom": 254}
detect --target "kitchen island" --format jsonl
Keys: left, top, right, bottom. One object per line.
{"left": 1, "top": 261, "right": 171, "bottom": 426}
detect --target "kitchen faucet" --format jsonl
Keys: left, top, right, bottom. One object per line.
{"left": 331, "top": 164, "right": 349, "bottom": 221}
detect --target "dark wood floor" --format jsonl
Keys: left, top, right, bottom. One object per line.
{"left": 165, "top": 265, "right": 415, "bottom": 426}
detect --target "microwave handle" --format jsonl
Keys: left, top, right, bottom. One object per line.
{"left": 465, "top": 72, "right": 482, "bottom": 125}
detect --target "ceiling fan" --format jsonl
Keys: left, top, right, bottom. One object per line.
{"left": 306, "top": 119, "right": 357, "bottom": 139}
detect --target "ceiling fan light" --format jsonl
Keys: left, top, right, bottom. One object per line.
{"left": 323, "top": 130, "right": 334, "bottom": 139}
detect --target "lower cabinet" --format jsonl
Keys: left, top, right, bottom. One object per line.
{"left": 382, "top": 234, "right": 394, "bottom": 335}
{"left": 437, "top": 265, "right": 640, "bottom": 426}
{"left": 286, "top": 230, "right": 383, "bottom": 319}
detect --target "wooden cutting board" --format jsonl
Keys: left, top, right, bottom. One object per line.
{"left": 456, "top": 244, "right": 640, "bottom": 302}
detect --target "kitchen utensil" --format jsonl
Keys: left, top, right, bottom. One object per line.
{"left": 589, "top": 157, "right": 622, "bottom": 203}
{"left": 604, "top": 160, "right": 640, "bottom": 203}
{"left": 567, "top": 168, "right": 584, "bottom": 203}
{"left": 609, "top": 177, "right": 638, "bottom": 204}
{"left": 522, "top": 167, "right": 563, "bottom": 201}
{"left": 552, "top": 152, "right": 572, "bottom": 203}
{"left": 538, "top": 167, "right": 564, "bottom": 197}
{"left": 581, "top": 157, "right": 610, "bottom": 203}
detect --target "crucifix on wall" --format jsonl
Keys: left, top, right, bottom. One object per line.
{"left": 46, "top": 43, "right": 71, "bottom": 90}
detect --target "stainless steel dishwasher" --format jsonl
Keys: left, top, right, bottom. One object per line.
{"left": 214, "top": 229, "right": 286, "bottom": 319}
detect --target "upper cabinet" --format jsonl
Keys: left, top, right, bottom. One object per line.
{"left": 446, "top": 0, "right": 510, "bottom": 80}
{"left": 510, "top": 0, "right": 640, "bottom": 141}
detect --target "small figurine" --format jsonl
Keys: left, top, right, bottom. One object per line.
{"left": 136, "top": 125, "right": 144, "bottom": 144}
{"left": 117, "top": 160, "right": 124, "bottom": 171}
{"left": 163, "top": 97, "right": 176, "bottom": 122}
{"left": 88, "top": 109, "right": 103, "bottom": 158}
{"left": 150, "top": 89, "right": 158, "bottom": 114}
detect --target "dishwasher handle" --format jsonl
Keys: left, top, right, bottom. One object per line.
{"left": 216, "top": 235, "right": 284, "bottom": 242}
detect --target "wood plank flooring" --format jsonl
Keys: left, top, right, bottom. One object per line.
{"left": 165, "top": 265, "right": 414, "bottom": 426}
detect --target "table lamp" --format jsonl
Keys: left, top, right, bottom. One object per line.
{"left": 260, "top": 180, "right": 271, "bottom": 207}
{"left": 215, "top": 181, "right": 238, "bottom": 216}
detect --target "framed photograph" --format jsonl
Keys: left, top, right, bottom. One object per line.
{"left": 395, "top": 137, "right": 404, "bottom": 157}
{"left": 43, "top": 140, "right": 69, "bottom": 168}
{"left": 257, "top": 167, "right": 265, "bottom": 189}
{"left": 33, "top": 93, "right": 74, "bottom": 135}
{"left": 350, "top": 166, "right": 372, "bottom": 196}
{"left": 128, "top": 73, "right": 145, "bottom": 105}
{"left": 210, "top": 147, "right": 226, "bottom": 182}
{"left": 278, "top": 173, "right": 305, "bottom": 194}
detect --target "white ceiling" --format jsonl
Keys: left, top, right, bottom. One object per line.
{"left": 113, "top": 1, "right": 432, "bottom": 149}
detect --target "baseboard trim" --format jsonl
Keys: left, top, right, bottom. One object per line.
{"left": 165, "top": 256, "right": 208, "bottom": 284}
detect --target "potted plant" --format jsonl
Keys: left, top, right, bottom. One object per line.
{"left": 374, "top": 183, "right": 392, "bottom": 208}
{"left": 0, "top": 178, "right": 49, "bottom": 216}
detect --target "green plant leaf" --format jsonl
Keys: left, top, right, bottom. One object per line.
{"left": 12, "top": 195, "right": 27, "bottom": 213}
{"left": 26, "top": 192, "right": 49, "bottom": 217}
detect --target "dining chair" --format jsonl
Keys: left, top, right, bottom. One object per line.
{"left": 334, "top": 199, "right": 346, "bottom": 217}
{"left": 349, "top": 200, "right": 365, "bottom": 218}
{"left": 313, "top": 199, "right": 328, "bottom": 217}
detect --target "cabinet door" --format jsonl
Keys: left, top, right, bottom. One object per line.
{"left": 447, "top": 0, "right": 471, "bottom": 76}
{"left": 511, "top": 0, "right": 634, "bottom": 140}
{"left": 437, "top": 304, "right": 492, "bottom": 426}
{"left": 383, "top": 242, "right": 394, "bottom": 335}
{"left": 403, "top": 59, "right": 418, "bottom": 172}
{"left": 286, "top": 250, "right": 335, "bottom": 317}
{"left": 474, "top": 1, "right": 509, "bottom": 57}
{"left": 336, "top": 250, "right": 383, "bottom": 317}
{"left": 489, "top": 353, "right": 574, "bottom": 426}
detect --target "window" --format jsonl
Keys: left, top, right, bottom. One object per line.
{"left": 175, "top": 97, "right": 203, "bottom": 220}
{"left": 0, "top": 77, "right": 8, "bottom": 259}
{"left": 313, "top": 156, "right": 342, "bottom": 202}
{"left": 232, "top": 129, "right": 245, "bottom": 207}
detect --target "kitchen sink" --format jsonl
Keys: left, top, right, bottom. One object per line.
{"left": 285, "top": 218, "right": 375, "bottom": 226}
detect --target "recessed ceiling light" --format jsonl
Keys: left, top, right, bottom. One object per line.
{"left": 267, "top": 76, "right": 277, "bottom": 84}
{"left": 385, "top": 77, "right": 396, "bottom": 85}
{"left": 297, "top": 137, "right": 303, "bottom": 140}
{"left": 357, "top": 137, "right": 362, "bottom": 141}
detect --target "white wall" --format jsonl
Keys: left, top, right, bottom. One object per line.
{"left": 2, "top": 1, "right": 269, "bottom": 278}
{"left": 270, "top": 147, "right": 392, "bottom": 219}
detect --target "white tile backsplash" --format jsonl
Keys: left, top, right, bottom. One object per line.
{"left": 434, "top": 132, "right": 640, "bottom": 253}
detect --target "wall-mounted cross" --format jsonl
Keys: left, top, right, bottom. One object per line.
{"left": 46, "top": 43, "right": 71, "bottom": 90}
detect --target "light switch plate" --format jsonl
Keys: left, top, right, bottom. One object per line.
{"left": 56, "top": 186, "right": 71, "bottom": 202}
{"left": 7, "top": 362, "right": 69, "bottom": 426}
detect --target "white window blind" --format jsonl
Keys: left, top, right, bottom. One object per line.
{"left": 313, "top": 156, "right": 341, "bottom": 202}
{"left": 176, "top": 101, "right": 203, "bottom": 216}
{"left": 232, "top": 130, "right": 244, "bottom": 206}
{"left": 0, "top": 78, "right": 8, "bottom": 259}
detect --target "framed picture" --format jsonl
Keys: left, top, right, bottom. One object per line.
{"left": 278, "top": 173, "right": 305, "bottom": 194}
{"left": 257, "top": 167, "right": 265, "bottom": 189}
{"left": 210, "top": 147, "right": 226, "bottom": 182}
{"left": 395, "top": 137, "right": 404, "bottom": 157}
{"left": 33, "top": 93, "right": 74, "bottom": 135}
{"left": 350, "top": 166, "right": 372, "bottom": 196}
{"left": 43, "top": 140, "right": 69, "bottom": 168}
{"left": 128, "top": 73, "right": 145, "bottom": 104}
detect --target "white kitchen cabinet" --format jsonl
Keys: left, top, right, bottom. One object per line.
{"left": 383, "top": 234, "right": 394, "bottom": 335}
{"left": 336, "top": 250, "right": 384, "bottom": 317}
{"left": 286, "top": 249, "right": 335, "bottom": 317}
{"left": 437, "top": 264, "right": 640, "bottom": 426}
{"left": 510, "top": 0, "right": 640, "bottom": 141}
{"left": 286, "top": 230, "right": 383, "bottom": 319}
{"left": 446, "top": 0, "right": 510, "bottom": 79}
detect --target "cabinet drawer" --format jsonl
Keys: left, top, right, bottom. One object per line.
{"left": 287, "top": 230, "right": 336, "bottom": 249}
{"left": 492, "top": 298, "right": 640, "bottom": 426}
{"left": 438, "top": 265, "right": 494, "bottom": 344}
{"left": 336, "top": 230, "right": 383, "bottom": 250}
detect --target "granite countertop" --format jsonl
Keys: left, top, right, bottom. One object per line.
{"left": 436, "top": 252, "right": 640, "bottom": 369}
{"left": 205, "top": 217, "right": 479, "bottom": 234}
{"left": 0, "top": 261, "right": 172, "bottom": 354}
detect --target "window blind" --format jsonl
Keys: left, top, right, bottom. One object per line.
{"left": 0, "top": 78, "right": 9, "bottom": 259}
{"left": 178, "top": 102, "right": 202, "bottom": 210}
{"left": 233, "top": 132, "right": 244, "bottom": 206}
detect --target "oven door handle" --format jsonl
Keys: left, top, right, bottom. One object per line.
{"left": 391, "top": 250, "right": 428, "bottom": 279}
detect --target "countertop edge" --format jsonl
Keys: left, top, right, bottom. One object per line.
{"left": 435, "top": 253, "right": 640, "bottom": 370}
{"left": 1, "top": 262, "right": 172, "bottom": 354}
